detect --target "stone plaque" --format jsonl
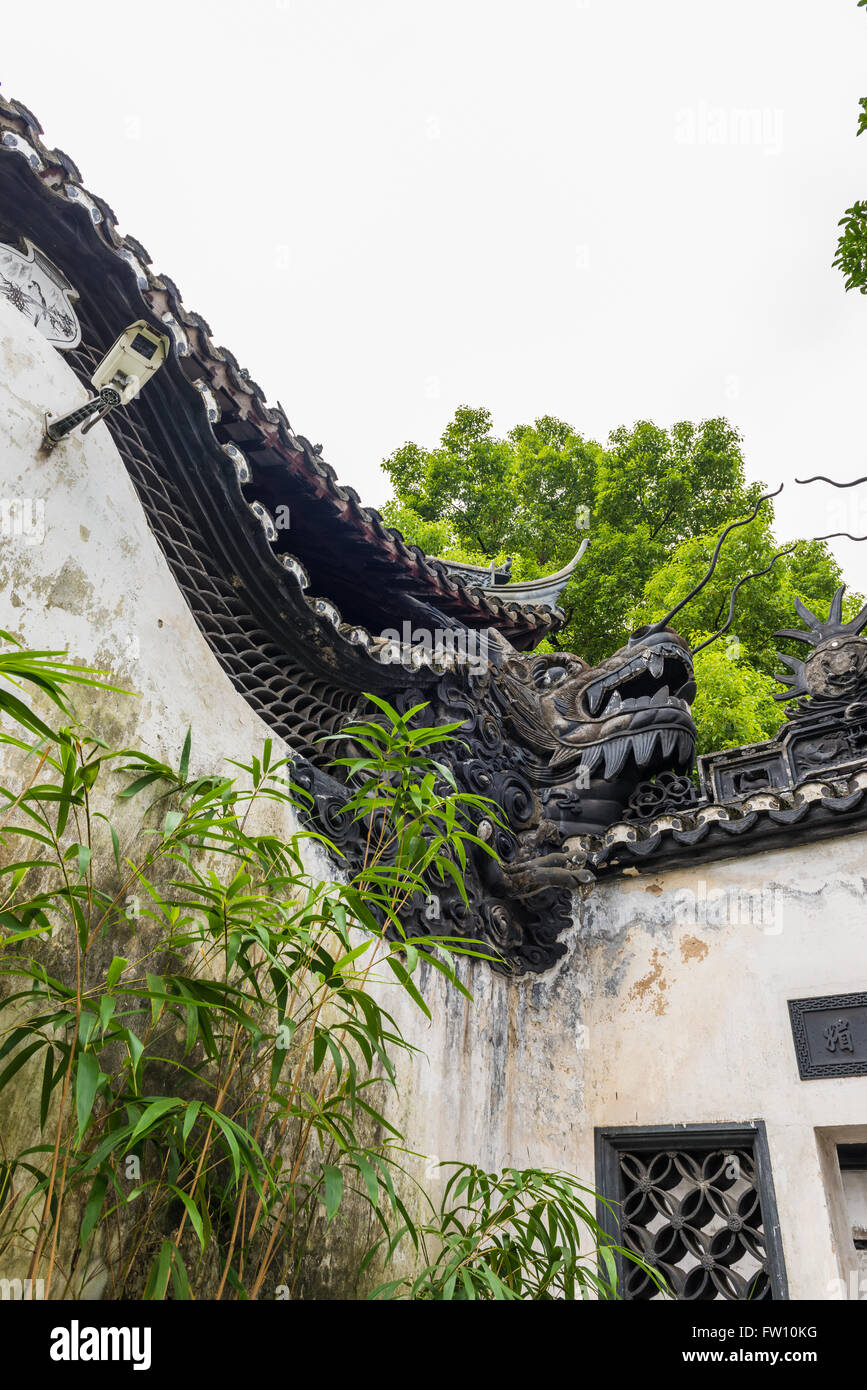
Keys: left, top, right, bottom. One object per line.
{"left": 788, "top": 994, "right": 867, "bottom": 1080}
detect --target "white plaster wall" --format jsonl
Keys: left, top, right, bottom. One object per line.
{"left": 580, "top": 846, "right": 867, "bottom": 1299}
{"left": 2, "top": 298, "right": 866, "bottom": 1300}
{"left": 382, "top": 813, "right": 867, "bottom": 1300}
{"left": 0, "top": 297, "right": 294, "bottom": 790}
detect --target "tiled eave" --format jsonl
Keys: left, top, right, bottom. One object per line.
{"left": 579, "top": 769, "right": 867, "bottom": 879}
{"left": 0, "top": 95, "right": 562, "bottom": 651}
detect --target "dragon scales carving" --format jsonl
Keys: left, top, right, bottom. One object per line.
{"left": 296, "top": 626, "right": 698, "bottom": 975}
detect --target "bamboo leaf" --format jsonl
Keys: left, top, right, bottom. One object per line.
{"left": 80, "top": 1174, "right": 108, "bottom": 1247}
{"left": 39, "top": 1046, "right": 53, "bottom": 1129}
{"left": 179, "top": 727, "right": 192, "bottom": 783}
{"left": 323, "top": 1164, "right": 343, "bottom": 1223}
{"left": 99, "top": 995, "right": 116, "bottom": 1034}
{"left": 181, "top": 1100, "right": 202, "bottom": 1146}
{"left": 169, "top": 1184, "right": 205, "bottom": 1252}
{"left": 355, "top": 1153, "right": 380, "bottom": 1208}
{"left": 203, "top": 1107, "right": 242, "bottom": 1184}
{"left": 129, "top": 1097, "right": 183, "bottom": 1145}
{"left": 145, "top": 1239, "right": 173, "bottom": 1301}
{"left": 75, "top": 1053, "right": 101, "bottom": 1142}
{"left": 0, "top": 1038, "right": 45, "bottom": 1093}
{"left": 106, "top": 955, "right": 128, "bottom": 990}
{"left": 146, "top": 972, "right": 164, "bottom": 1027}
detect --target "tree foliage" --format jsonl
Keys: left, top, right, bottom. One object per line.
{"left": 382, "top": 409, "right": 855, "bottom": 753}
{"left": 833, "top": 3, "right": 867, "bottom": 292}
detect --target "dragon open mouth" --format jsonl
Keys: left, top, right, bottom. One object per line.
{"left": 572, "top": 639, "right": 697, "bottom": 780}
{"left": 586, "top": 641, "right": 695, "bottom": 716}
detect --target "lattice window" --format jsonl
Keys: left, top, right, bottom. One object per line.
{"left": 595, "top": 1124, "right": 788, "bottom": 1301}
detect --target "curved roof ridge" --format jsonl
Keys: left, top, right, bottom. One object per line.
{"left": 0, "top": 94, "right": 564, "bottom": 648}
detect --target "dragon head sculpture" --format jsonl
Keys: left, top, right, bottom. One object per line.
{"left": 366, "top": 619, "right": 700, "bottom": 972}
{"left": 491, "top": 624, "right": 697, "bottom": 837}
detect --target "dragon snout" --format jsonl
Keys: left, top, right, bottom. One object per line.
{"left": 584, "top": 641, "right": 696, "bottom": 718}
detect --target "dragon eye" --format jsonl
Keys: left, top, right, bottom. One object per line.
{"left": 538, "top": 665, "right": 568, "bottom": 689}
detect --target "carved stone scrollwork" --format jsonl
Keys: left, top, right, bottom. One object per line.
{"left": 701, "top": 589, "right": 867, "bottom": 808}
{"left": 624, "top": 772, "right": 703, "bottom": 822}
{"left": 297, "top": 627, "right": 698, "bottom": 975}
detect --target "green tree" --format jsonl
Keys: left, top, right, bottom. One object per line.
{"left": 382, "top": 409, "right": 855, "bottom": 753}
{"left": 641, "top": 523, "right": 861, "bottom": 752}
{"left": 833, "top": 2, "right": 867, "bottom": 292}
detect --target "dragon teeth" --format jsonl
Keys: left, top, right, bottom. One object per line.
{"left": 648, "top": 652, "right": 665, "bottom": 678}
{"left": 634, "top": 730, "right": 657, "bottom": 764}
{"left": 587, "top": 683, "right": 606, "bottom": 715}
{"left": 604, "top": 737, "right": 630, "bottom": 779}
{"left": 583, "top": 743, "right": 603, "bottom": 770}
{"left": 677, "top": 733, "right": 694, "bottom": 762}
{"left": 605, "top": 690, "right": 623, "bottom": 713}
{"left": 583, "top": 723, "right": 694, "bottom": 781}
{"left": 650, "top": 685, "right": 670, "bottom": 707}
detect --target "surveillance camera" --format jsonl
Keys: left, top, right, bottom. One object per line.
{"left": 42, "top": 319, "right": 171, "bottom": 448}
{"left": 90, "top": 320, "right": 169, "bottom": 404}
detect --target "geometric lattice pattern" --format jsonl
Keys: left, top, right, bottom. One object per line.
{"left": 618, "top": 1147, "right": 772, "bottom": 1300}
{"left": 595, "top": 1124, "right": 787, "bottom": 1301}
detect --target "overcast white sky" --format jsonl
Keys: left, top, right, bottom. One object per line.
{"left": 4, "top": 0, "right": 867, "bottom": 585}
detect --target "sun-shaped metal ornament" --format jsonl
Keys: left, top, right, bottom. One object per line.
{"left": 774, "top": 586, "right": 867, "bottom": 708}
{"left": 0, "top": 237, "right": 80, "bottom": 349}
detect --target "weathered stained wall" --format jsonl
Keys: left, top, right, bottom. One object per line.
{"left": 2, "top": 300, "right": 866, "bottom": 1300}
{"left": 0, "top": 300, "right": 319, "bottom": 1296}
{"left": 0, "top": 297, "right": 300, "bottom": 798}
{"left": 582, "top": 847, "right": 867, "bottom": 1299}
{"left": 382, "top": 840, "right": 867, "bottom": 1300}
